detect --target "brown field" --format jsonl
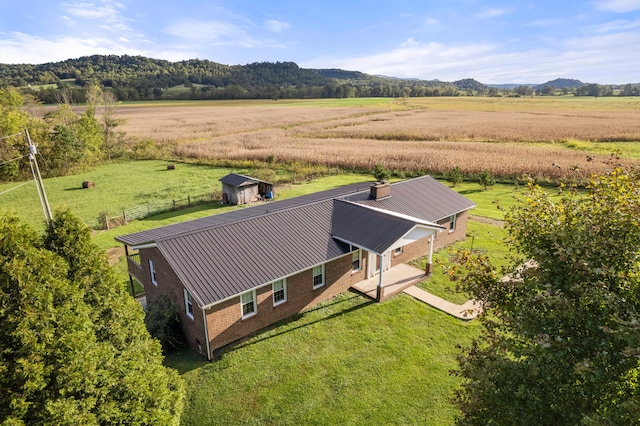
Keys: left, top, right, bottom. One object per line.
{"left": 115, "top": 98, "right": 640, "bottom": 181}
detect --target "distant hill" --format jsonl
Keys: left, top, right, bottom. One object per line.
{"left": 534, "top": 78, "right": 584, "bottom": 89}
{"left": 454, "top": 78, "right": 486, "bottom": 91}
{"left": 0, "top": 55, "right": 468, "bottom": 103}
{"left": 486, "top": 83, "right": 538, "bottom": 89}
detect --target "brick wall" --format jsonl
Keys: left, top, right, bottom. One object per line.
{"left": 139, "top": 247, "right": 207, "bottom": 356}
{"left": 389, "top": 210, "right": 470, "bottom": 268}
{"left": 434, "top": 210, "right": 469, "bottom": 249}
{"left": 205, "top": 251, "right": 368, "bottom": 355}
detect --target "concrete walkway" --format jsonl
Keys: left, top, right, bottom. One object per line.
{"left": 403, "top": 285, "right": 482, "bottom": 320}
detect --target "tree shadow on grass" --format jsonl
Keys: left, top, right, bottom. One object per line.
{"left": 216, "top": 292, "right": 374, "bottom": 358}
{"left": 457, "top": 189, "right": 483, "bottom": 195}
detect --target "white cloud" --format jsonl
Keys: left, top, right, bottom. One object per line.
{"left": 524, "top": 18, "right": 563, "bottom": 27}
{"left": 164, "top": 19, "right": 288, "bottom": 49}
{"left": 0, "top": 32, "right": 144, "bottom": 64}
{"left": 63, "top": 0, "right": 125, "bottom": 21}
{"left": 264, "top": 19, "right": 290, "bottom": 33}
{"left": 593, "top": 0, "right": 640, "bottom": 12}
{"left": 476, "top": 8, "right": 512, "bottom": 19}
{"left": 424, "top": 17, "right": 439, "bottom": 26}
{"left": 302, "top": 31, "right": 640, "bottom": 84}
{"left": 591, "top": 19, "right": 640, "bottom": 32}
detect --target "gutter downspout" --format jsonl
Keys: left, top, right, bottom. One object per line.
{"left": 202, "top": 307, "right": 211, "bottom": 361}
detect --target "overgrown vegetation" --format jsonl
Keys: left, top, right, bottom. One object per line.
{"left": 0, "top": 87, "right": 126, "bottom": 181}
{"left": 0, "top": 209, "right": 184, "bottom": 424}
{"left": 145, "top": 294, "right": 186, "bottom": 352}
{"left": 452, "top": 167, "right": 640, "bottom": 424}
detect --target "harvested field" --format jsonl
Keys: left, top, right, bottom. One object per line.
{"left": 116, "top": 98, "right": 640, "bottom": 181}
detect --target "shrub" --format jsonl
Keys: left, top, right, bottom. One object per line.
{"left": 446, "top": 166, "right": 464, "bottom": 187}
{"left": 144, "top": 294, "right": 185, "bottom": 351}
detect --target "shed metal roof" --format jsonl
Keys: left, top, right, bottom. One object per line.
{"left": 115, "top": 175, "right": 476, "bottom": 307}
{"left": 219, "top": 173, "right": 271, "bottom": 187}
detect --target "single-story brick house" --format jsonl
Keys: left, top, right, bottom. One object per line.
{"left": 116, "top": 176, "right": 475, "bottom": 360}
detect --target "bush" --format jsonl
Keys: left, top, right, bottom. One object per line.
{"left": 145, "top": 294, "right": 185, "bottom": 351}
{"left": 446, "top": 166, "right": 464, "bottom": 187}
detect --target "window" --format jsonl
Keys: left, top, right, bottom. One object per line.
{"left": 149, "top": 259, "right": 157, "bottom": 286}
{"left": 394, "top": 247, "right": 403, "bottom": 256}
{"left": 241, "top": 291, "right": 256, "bottom": 318}
{"left": 272, "top": 279, "right": 287, "bottom": 306}
{"left": 184, "top": 288, "right": 194, "bottom": 320}
{"left": 312, "top": 265, "right": 325, "bottom": 289}
{"left": 351, "top": 250, "right": 361, "bottom": 272}
{"left": 449, "top": 214, "right": 457, "bottom": 233}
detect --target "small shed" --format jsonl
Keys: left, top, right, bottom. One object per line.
{"left": 220, "top": 174, "right": 275, "bottom": 205}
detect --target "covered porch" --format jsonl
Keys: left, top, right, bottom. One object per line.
{"left": 351, "top": 263, "right": 427, "bottom": 301}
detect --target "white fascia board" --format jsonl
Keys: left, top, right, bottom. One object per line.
{"left": 344, "top": 200, "right": 446, "bottom": 230}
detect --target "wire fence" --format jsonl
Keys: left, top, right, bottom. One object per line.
{"left": 100, "top": 191, "right": 219, "bottom": 230}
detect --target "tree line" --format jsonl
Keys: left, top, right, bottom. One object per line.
{"left": 0, "top": 87, "right": 126, "bottom": 182}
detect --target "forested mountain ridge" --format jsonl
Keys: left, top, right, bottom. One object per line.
{"left": 1, "top": 55, "right": 637, "bottom": 103}
{"left": 0, "top": 55, "right": 467, "bottom": 102}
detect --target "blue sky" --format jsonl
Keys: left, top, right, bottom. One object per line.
{"left": 1, "top": 0, "right": 639, "bottom": 84}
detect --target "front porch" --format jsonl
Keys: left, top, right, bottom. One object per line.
{"left": 351, "top": 263, "right": 427, "bottom": 301}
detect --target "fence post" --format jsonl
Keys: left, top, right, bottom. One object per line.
{"left": 188, "top": 195, "right": 191, "bottom": 208}
{"left": 123, "top": 210, "right": 127, "bottom": 224}
{"left": 173, "top": 199, "right": 176, "bottom": 211}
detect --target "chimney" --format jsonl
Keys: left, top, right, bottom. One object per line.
{"left": 370, "top": 181, "right": 391, "bottom": 200}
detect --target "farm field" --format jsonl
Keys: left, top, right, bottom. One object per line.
{"left": 113, "top": 97, "right": 640, "bottom": 183}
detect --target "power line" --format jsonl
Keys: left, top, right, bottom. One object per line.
{"left": 0, "top": 131, "right": 24, "bottom": 141}
{"left": 0, "top": 154, "right": 28, "bottom": 167}
{"left": 0, "top": 179, "right": 33, "bottom": 196}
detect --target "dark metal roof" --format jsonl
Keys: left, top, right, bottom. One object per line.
{"left": 332, "top": 200, "right": 421, "bottom": 254}
{"left": 158, "top": 201, "right": 349, "bottom": 307}
{"left": 115, "top": 175, "right": 476, "bottom": 307}
{"left": 219, "top": 173, "right": 271, "bottom": 187}
{"left": 345, "top": 175, "right": 476, "bottom": 222}
{"left": 115, "top": 180, "right": 374, "bottom": 246}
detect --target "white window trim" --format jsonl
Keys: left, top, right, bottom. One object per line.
{"left": 312, "top": 264, "right": 325, "bottom": 289}
{"left": 241, "top": 290, "right": 257, "bottom": 319}
{"left": 394, "top": 246, "right": 403, "bottom": 256}
{"left": 449, "top": 214, "right": 457, "bottom": 233}
{"left": 272, "top": 279, "right": 287, "bottom": 306}
{"left": 149, "top": 259, "right": 157, "bottom": 286}
{"left": 351, "top": 249, "right": 362, "bottom": 273}
{"left": 184, "top": 288, "right": 194, "bottom": 320}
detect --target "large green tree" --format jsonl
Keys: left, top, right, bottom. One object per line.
{"left": 0, "top": 210, "right": 184, "bottom": 425}
{"left": 453, "top": 167, "right": 640, "bottom": 425}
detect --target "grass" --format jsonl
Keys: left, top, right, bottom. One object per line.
{"left": 167, "top": 292, "right": 479, "bottom": 425}
{"left": 413, "top": 219, "right": 511, "bottom": 305}
{"left": 2, "top": 160, "right": 514, "bottom": 423}
{"left": 0, "top": 160, "right": 371, "bottom": 232}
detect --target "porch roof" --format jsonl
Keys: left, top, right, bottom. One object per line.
{"left": 331, "top": 200, "right": 443, "bottom": 255}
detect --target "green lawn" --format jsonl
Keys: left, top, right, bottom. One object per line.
{"left": 167, "top": 292, "right": 479, "bottom": 425}
{"left": 414, "top": 219, "right": 511, "bottom": 305}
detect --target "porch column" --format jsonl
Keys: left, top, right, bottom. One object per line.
{"left": 426, "top": 236, "right": 434, "bottom": 276}
{"left": 376, "top": 254, "right": 384, "bottom": 301}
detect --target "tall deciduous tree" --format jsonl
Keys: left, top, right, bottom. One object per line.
{"left": 453, "top": 167, "right": 640, "bottom": 425}
{"left": 0, "top": 210, "right": 184, "bottom": 425}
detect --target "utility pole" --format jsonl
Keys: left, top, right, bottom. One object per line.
{"left": 26, "top": 129, "right": 53, "bottom": 225}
